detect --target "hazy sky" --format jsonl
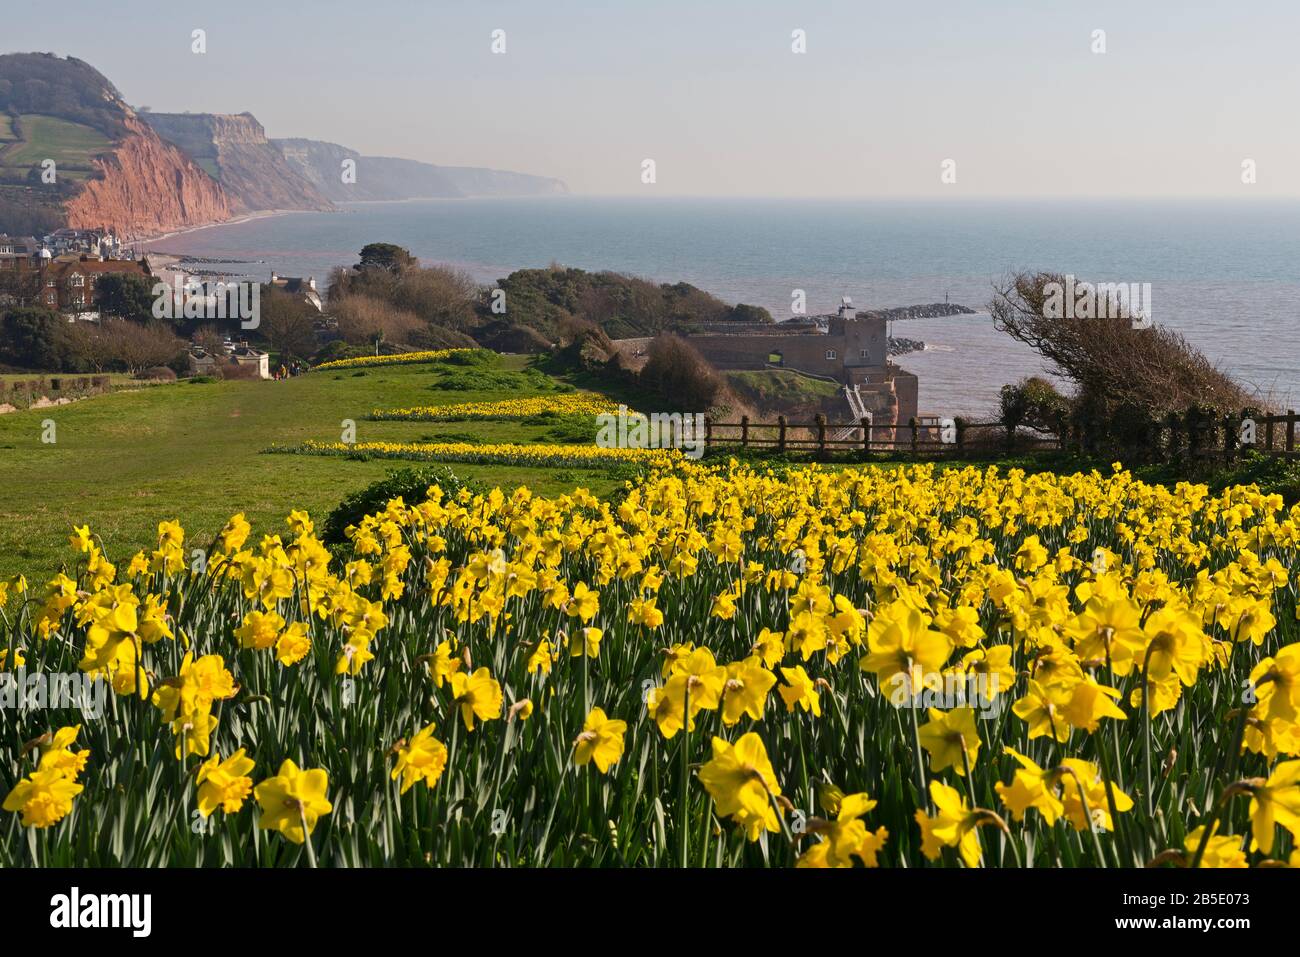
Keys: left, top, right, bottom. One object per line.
{"left": 7, "top": 0, "right": 1298, "bottom": 197}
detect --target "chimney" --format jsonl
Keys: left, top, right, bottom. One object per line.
{"left": 270, "top": 271, "right": 278, "bottom": 284}
{"left": 308, "top": 276, "right": 316, "bottom": 290}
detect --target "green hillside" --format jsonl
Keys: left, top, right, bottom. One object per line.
{"left": 0, "top": 114, "right": 111, "bottom": 181}
{"left": 0, "top": 355, "right": 625, "bottom": 579}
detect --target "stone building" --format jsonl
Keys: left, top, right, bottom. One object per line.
{"left": 682, "top": 300, "right": 919, "bottom": 427}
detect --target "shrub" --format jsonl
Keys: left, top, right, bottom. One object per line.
{"left": 218, "top": 362, "right": 264, "bottom": 381}
{"left": 427, "top": 348, "right": 497, "bottom": 369}
{"left": 137, "top": 366, "right": 177, "bottom": 381}
{"left": 430, "top": 368, "right": 565, "bottom": 393}
{"left": 320, "top": 465, "right": 478, "bottom": 546}
{"left": 313, "top": 340, "right": 373, "bottom": 366}
{"left": 638, "top": 334, "right": 721, "bottom": 412}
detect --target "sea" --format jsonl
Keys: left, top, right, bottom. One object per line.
{"left": 142, "top": 197, "right": 1300, "bottom": 418}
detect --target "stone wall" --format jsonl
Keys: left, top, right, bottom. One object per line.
{"left": 686, "top": 313, "right": 889, "bottom": 379}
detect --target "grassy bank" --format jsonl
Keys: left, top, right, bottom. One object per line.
{"left": 0, "top": 355, "right": 626, "bottom": 579}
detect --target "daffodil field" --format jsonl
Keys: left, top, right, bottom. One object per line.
{"left": 3, "top": 462, "right": 1300, "bottom": 868}
{"left": 312, "top": 348, "right": 476, "bottom": 372}
{"left": 269, "top": 440, "right": 682, "bottom": 470}
{"left": 370, "top": 394, "right": 623, "bottom": 422}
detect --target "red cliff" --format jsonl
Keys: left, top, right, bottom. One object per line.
{"left": 64, "top": 116, "right": 234, "bottom": 240}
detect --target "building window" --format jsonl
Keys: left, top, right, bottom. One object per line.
{"left": 825, "top": 349, "right": 837, "bottom": 360}
{"left": 860, "top": 348, "right": 870, "bottom": 359}
{"left": 70, "top": 274, "right": 84, "bottom": 287}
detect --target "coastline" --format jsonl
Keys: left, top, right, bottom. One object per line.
{"left": 137, "top": 207, "right": 320, "bottom": 248}
{"left": 134, "top": 195, "right": 566, "bottom": 248}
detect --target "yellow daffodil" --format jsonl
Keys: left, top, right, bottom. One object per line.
{"left": 254, "top": 759, "right": 333, "bottom": 844}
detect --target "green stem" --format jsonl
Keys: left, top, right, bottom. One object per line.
{"left": 907, "top": 696, "right": 930, "bottom": 812}
{"left": 678, "top": 682, "right": 690, "bottom": 869}
{"left": 299, "top": 803, "right": 317, "bottom": 868}
{"left": 1059, "top": 765, "right": 1107, "bottom": 868}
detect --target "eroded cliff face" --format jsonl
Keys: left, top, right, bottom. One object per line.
{"left": 143, "top": 113, "right": 333, "bottom": 213}
{"left": 64, "top": 116, "right": 234, "bottom": 239}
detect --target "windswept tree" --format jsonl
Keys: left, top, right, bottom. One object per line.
{"left": 990, "top": 271, "right": 1261, "bottom": 428}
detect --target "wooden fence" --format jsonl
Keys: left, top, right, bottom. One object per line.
{"left": 703, "top": 414, "right": 1058, "bottom": 457}
{"left": 1172, "top": 410, "right": 1299, "bottom": 464}
{"left": 702, "top": 409, "right": 1300, "bottom": 462}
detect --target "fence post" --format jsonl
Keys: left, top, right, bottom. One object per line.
{"left": 1165, "top": 412, "right": 1179, "bottom": 463}
{"left": 861, "top": 417, "right": 871, "bottom": 456}
{"left": 910, "top": 417, "right": 919, "bottom": 455}
{"left": 777, "top": 415, "right": 787, "bottom": 454}
{"left": 1223, "top": 414, "right": 1235, "bottom": 466}
{"left": 1288, "top": 410, "right": 1296, "bottom": 454}
{"left": 740, "top": 415, "right": 749, "bottom": 448}
{"left": 815, "top": 413, "right": 827, "bottom": 457}
{"left": 955, "top": 417, "right": 966, "bottom": 456}
{"left": 1265, "top": 416, "right": 1274, "bottom": 453}
{"left": 1054, "top": 414, "right": 1066, "bottom": 451}
{"left": 705, "top": 417, "right": 713, "bottom": 451}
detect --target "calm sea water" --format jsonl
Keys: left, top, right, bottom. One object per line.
{"left": 143, "top": 197, "right": 1300, "bottom": 417}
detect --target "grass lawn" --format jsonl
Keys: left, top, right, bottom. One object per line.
{"left": 0, "top": 114, "right": 112, "bottom": 173}
{"left": 0, "top": 355, "right": 627, "bottom": 580}
{"left": 725, "top": 368, "right": 841, "bottom": 411}
{"left": 0, "top": 114, "right": 14, "bottom": 141}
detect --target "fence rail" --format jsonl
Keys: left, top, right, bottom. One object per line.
{"left": 702, "top": 409, "right": 1300, "bottom": 462}
{"left": 1177, "top": 410, "right": 1300, "bottom": 463}
{"left": 703, "top": 414, "right": 1058, "bottom": 457}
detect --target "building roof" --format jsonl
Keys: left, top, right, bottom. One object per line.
{"left": 272, "top": 276, "right": 313, "bottom": 294}
{"left": 45, "top": 257, "right": 153, "bottom": 280}
{"left": 0, "top": 235, "right": 40, "bottom": 255}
